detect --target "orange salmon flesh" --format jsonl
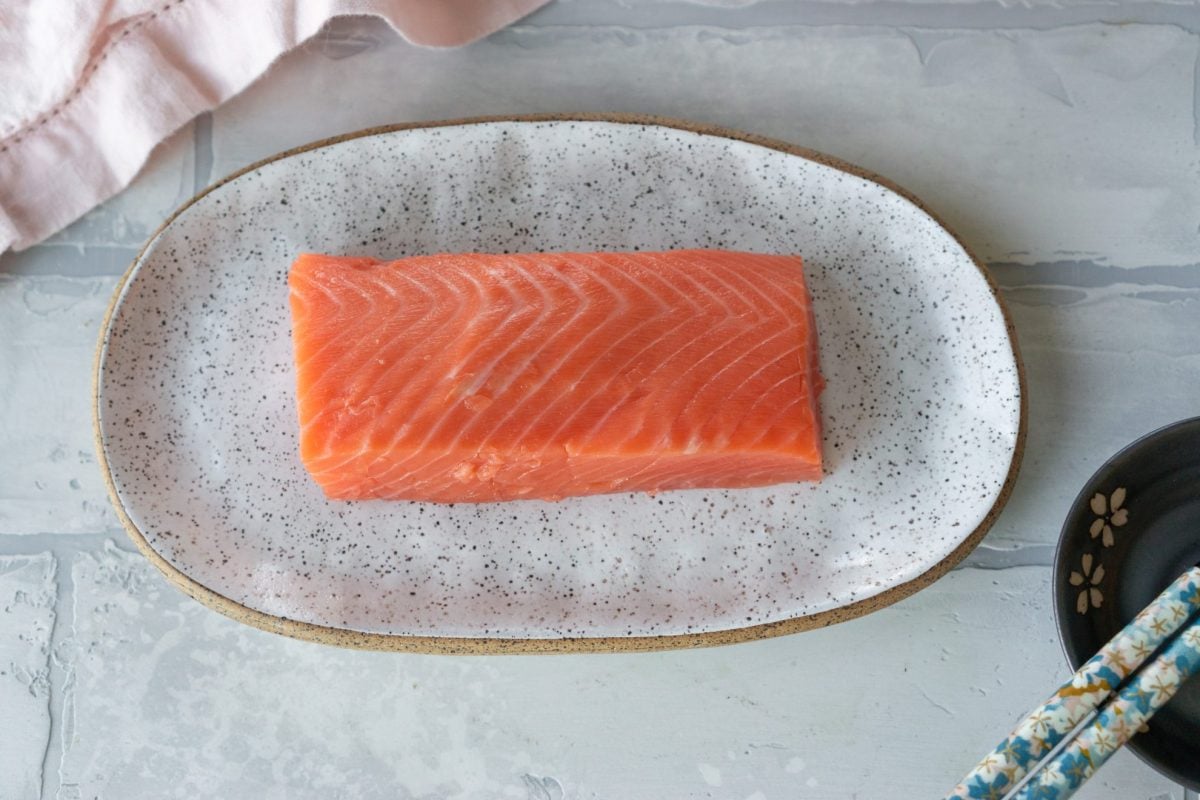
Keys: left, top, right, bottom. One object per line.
{"left": 288, "top": 249, "right": 823, "bottom": 502}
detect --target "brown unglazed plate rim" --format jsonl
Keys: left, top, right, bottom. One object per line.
{"left": 92, "top": 113, "right": 1028, "bottom": 654}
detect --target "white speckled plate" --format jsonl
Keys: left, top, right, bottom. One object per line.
{"left": 94, "top": 116, "right": 1025, "bottom": 653}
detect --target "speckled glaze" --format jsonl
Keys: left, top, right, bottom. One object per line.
{"left": 94, "top": 116, "right": 1025, "bottom": 652}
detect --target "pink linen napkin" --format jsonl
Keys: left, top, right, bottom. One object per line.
{"left": 0, "top": 0, "right": 548, "bottom": 253}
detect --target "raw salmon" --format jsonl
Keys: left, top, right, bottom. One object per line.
{"left": 288, "top": 249, "right": 823, "bottom": 502}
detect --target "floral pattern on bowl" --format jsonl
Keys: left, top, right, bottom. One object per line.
{"left": 1053, "top": 417, "right": 1200, "bottom": 789}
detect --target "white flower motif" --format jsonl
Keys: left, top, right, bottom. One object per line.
{"left": 1149, "top": 674, "right": 1179, "bottom": 704}
{"left": 1027, "top": 710, "right": 1052, "bottom": 736}
{"left": 1128, "top": 637, "right": 1152, "bottom": 662}
{"left": 1070, "top": 553, "right": 1105, "bottom": 614}
{"left": 1088, "top": 488, "right": 1128, "bottom": 548}
{"left": 1091, "top": 727, "right": 1117, "bottom": 755}
{"left": 1037, "top": 759, "right": 1063, "bottom": 787}
{"left": 1107, "top": 714, "right": 1134, "bottom": 743}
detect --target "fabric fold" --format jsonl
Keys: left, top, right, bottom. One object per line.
{"left": 0, "top": 0, "right": 548, "bottom": 253}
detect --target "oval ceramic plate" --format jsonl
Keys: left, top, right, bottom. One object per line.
{"left": 1055, "top": 417, "right": 1200, "bottom": 789}
{"left": 95, "top": 115, "right": 1025, "bottom": 653}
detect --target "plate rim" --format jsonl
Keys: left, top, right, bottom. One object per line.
{"left": 1052, "top": 416, "right": 1200, "bottom": 788}
{"left": 92, "top": 113, "right": 1028, "bottom": 654}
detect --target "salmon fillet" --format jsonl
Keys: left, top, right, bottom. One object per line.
{"left": 288, "top": 249, "right": 823, "bottom": 502}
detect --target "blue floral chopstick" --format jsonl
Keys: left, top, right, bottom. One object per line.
{"left": 1010, "top": 617, "right": 1200, "bottom": 799}
{"left": 946, "top": 566, "right": 1200, "bottom": 800}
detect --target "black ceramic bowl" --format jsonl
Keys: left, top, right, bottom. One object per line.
{"left": 1054, "top": 417, "right": 1200, "bottom": 789}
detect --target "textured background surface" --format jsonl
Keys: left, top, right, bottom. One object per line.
{"left": 2, "top": 0, "right": 1199, "bottom": 797}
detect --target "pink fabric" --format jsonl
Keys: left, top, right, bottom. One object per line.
{"left": 0, "top": 0, "right": 548, "bottom": 253}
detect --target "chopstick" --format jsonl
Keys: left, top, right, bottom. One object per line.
{"left": 946, "top": 565, "right": 1200, "bottom": 800}
{"left": 1009, "top": 615, "right": 1200, "bottom": 799}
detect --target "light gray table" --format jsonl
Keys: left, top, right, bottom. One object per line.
{"left": 2, "top": 2, "right": 1199, "bottom": 797}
